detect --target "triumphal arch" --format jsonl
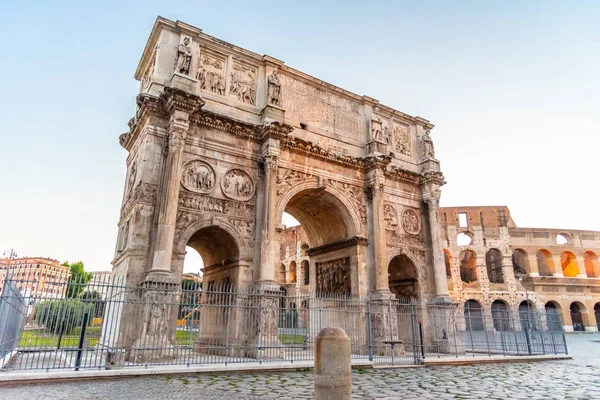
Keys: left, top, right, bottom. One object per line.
{"left": 109, "top": 17, "right": 451, "bottom": 360}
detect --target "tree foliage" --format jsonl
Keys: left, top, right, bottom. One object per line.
{"left": 80, "top": 290, "right": 106, "bottom": 318}
{"left": 62, "top": 261, "right": 93, "bottom": 299}
{"left": 34, "top": 299, "right": 95, "bottom": 334}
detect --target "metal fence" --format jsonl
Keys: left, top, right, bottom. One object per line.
{"left": 0, "top": 279, "right": 27, "bottom": 368}
{"left": 0, "top": 272, "right": 568, "bottom": 372}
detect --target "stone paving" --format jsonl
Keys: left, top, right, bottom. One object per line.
{"left": 2, "top": 334, "right": 600, "bottom": 399}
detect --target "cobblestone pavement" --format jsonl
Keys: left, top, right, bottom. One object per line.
{"left": 3, "top": 334, "right": 600, "bottom": 400}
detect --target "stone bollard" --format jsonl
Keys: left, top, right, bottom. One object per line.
{"left": 314, "top": 327, "right": 352, "bottom": 400}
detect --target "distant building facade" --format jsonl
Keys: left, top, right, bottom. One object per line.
{"left": 0, "top": 257, "right": 70, "bottom": 299}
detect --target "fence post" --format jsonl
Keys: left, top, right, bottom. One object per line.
{"left": 366, "top": 298, "right": 373, "bottom": 362}
{"left": 224, "top": 290, "right": 232, "bottom": 365}
{"left": 74, "top": 312, "right": 89, "bottom": 371}
{"left": 561, "top": 329, "right": 568, "bottom": 355}
{"left": 410, "top": 304, "right": 418, "bottom": 365}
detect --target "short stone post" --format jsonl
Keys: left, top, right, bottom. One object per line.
{"left": 314, "top": 327, "right": 352, "bottom": 400}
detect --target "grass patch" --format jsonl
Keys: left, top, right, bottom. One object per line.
{"left": 19, "top": 330, "right": 98, "bottom": 348}
{"left": 278, "top": 334, "right": 305, "bottom": 344}
{"left": 175, "top": 330, "right": 195, "bottom": 346}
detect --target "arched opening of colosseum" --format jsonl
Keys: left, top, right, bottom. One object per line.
{"left": 388, "top": 254, "right": 419, "bottom": 300}
{"left": 289, "top": 261, "right": 297, "bottom": 283}
{"left": 444, "top": 249, "right": 452, "bottom": 277}
{"left": 464, "top": 299, "right": 484, "bottom": 331}
{"left": 545, "top": 301, "right": 563, "bottom": 331}
{"left": 584, "top": 251, "right": 599, "bottom": 278}
{"left": 560, "top": 251, "right": 579, "bottom": 277}
{"left": 456, "top": 232, "right": 473, "bottom": 246}
{"left": 536, "top": 249, "right": 555, "bottom": 276}
{"left": 512, "top": 249, "right": 530, "bottom": 277}
{"left": 595, "top": 303, "right": 600, "bottom": 331}
{"left": 569, "top": 302, "right": 586, "bottom": 331}
{"left": 280, "top": 188, "right": 357, "bottom": 294}
{"left": 278, "top": 263, "right": 286, "bottom": 284}
{"left": 556, "top": 233, "right": 571, "bottom": 245}
{"left": 491, "top": 300, "right": 511, "bottom": 331}
{"left": 301, "top": 260, "right": 309, "bottom": 286}
{"left": 485, "top": 248, "right": 504, "bottom": 284}
{"left": 459, "top": 250, "right": 478, "bottom": 286}
{"left": 518, "top": 300, "right": 536, "bottom": 330}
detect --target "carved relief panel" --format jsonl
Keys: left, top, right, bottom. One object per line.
{"left": 316, "top": 257, "right": 351, "bottom": 293}
{"left": 229, "top": 61, "right": 257, "bottom": 105}
{"left": 196, "top": 52, "right": 226, "bottom": 96}
{"left": 181, "top": 160, "right": 216, "bottom": 194}
{"left": 393, "top": 122, "right": 412, "bottom": 157}
{"left": 401, "top": 208, "right": 421, "bottom": 235}
{"left": 221, "top": 169, "right": 255, "bottom": 201}
{"left": 141, "top": 48, "right": 156, "bottom": 92}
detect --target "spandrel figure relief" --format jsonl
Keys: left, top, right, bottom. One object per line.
{"left": 384, "top": 204, "right": 399, "bottom": 230}
{"left": 181, "top": 160, "right": 216, "bottom": 194}
{"left": 175, "top": 37, "right": 192, "bottom": 75}
{"left": 221, "top": 169, "right": 255, "bottom": 201}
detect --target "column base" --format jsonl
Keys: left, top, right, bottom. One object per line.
{"left": 428, "top": 294, "right": 454, "bottom": 305}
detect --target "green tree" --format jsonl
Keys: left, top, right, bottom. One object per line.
{"left": 80, "top": 290, "right": 106, "bottom": 319}
{"left": 62, "top": 261, "right": 93, "bottom": 299}
{"left": 34, "top": 299, "right": 94, "bottom": 335}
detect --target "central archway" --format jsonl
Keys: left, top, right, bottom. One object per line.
{"left": 277, "top": 184, "right": 363, "bottom": 295}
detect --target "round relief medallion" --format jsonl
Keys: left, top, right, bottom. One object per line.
{"left": 383, "top": 204, "right": 399, "bottom": 230}
{"left": 401, "top": 208, "right": 421, "bottom": 235}
{"left": 221, "top": 169, "right": 255, "bottom": 201}
{"left": 181, "top": 160, "right": 216, "bottom": 194}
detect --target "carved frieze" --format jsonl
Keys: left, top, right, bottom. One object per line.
{"left": 393, "top": 123, "right": 411, "bottom": 157}
{"left": 181, "top": 160, "right": 216, "bottom": 194}
{"left": 383, "top": 204, "right": 399, "bottom": 230}
{"left": 229, "top": 62, "right": 257, "bottom": 105}
{"left": 276, "top": 168, "right": 317, "bottom": 196}
{"left": 401, "top": 208, "right": 421, "bottom": 235}
{"left": 197, "top": 53, "right": 226, "bottom": 95}
{"left": 178, "top": 192, "right": 254, "bottom": 219}
{"left": 316, "top": 257, "right": 351, "bottom": 294}
{"left": 386, "top": 230, "right": 424, "bottom": 248}
{"left": 221, "top": 169, "right": 255, "bottom": 201}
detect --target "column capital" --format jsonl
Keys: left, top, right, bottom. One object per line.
{"left": 161, "top": 87, "right": 204, "bottom": 116}
{"left": 423, "top": 197, "right": 440, "bottom": 210}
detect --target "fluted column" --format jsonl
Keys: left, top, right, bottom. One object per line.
{"left": 368, "top": 182, "right": 389, "bottom": 294}
{"left": 148, "top": 112, "right": 189, "bottom": 278}
{"left": 257, "top": 139, "right": 280, "bottom": 284}
{"left": 426, "top": 197, "right": 451, "bottom": 301}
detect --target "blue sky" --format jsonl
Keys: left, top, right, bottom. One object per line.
{"left": 1, "top": 1, "right": 598, "bottom": 272}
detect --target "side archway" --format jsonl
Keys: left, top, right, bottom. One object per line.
{"left": 388, "top": 254, "right": 419, "bottom": 300}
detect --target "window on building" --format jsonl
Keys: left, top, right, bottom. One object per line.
{"left": 458, "top": 213, "right": 468, "bottom": 228}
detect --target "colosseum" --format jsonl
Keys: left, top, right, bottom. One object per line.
{"left": 279, "top": 206, "right": 600, "bottom": 333}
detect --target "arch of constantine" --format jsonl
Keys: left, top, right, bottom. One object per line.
{"left": 108, "top": 17, "right": 451, "bottom": 360}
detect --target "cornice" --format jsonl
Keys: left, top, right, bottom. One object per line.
{"left": 307, "top": 236, "right": 369, "bottom": 256}
{"left": 119, "top": 94, "right": 166, "bottom": 151}
{"left": 420, "top": 170, "right": 446, "bottom": 186}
